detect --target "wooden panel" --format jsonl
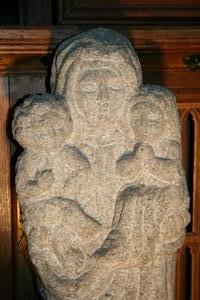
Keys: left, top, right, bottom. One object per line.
{"left": 57, "top": 0, "right": 200, "bottom": 24}
{"left": 0, "top": 77, "right": 12, "bottom": 299}
{"left": 0, "top": 27, "right": 199, "bottom": 98}
{"left": 178, "top": 103, "right": 200, "bottom": 300}
{"left": 191, "top": 244, "right": 200, "bottom": 300}
{"left": 175, "top": 248, "right": 185, "bottom": 300}
{"left": 19, "top": 0, "right": 52, "bottom": 25}
{"left": 0, "top": 27, "right": 200, "bottom": 54}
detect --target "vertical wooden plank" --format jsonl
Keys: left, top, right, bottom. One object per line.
{"left": 179, "top": 108, "right": 188, "bottom": 170}
{"left": 175, "top": 248, "right": 185, "bottom": 300}
{"left": 190, "top": 108, "right": 200, "bottom": 300}
{"left": 176, "top": 108, "right": 189, "bottom": 300}
{"left": 0, "top": 77, "right": 12, "bottom": 299}
{"left": 191, "top": 244, "right": 200, "bottom": 300}
{"left": 9, "top": 75, "right": 45, "bottom": 300}
{"left": 179, "top": 105, "right": 200, "bottom": 300}
{"left": 192, "top": 109, "right": 200, "bottom": 234}
{"left": 177, "top": 107, "right": 193, "bottom": 300}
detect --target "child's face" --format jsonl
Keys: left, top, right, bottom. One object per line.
{"left": 14, "top": 103, "right": 72, "bottom": 150}
{"left": 130, "top": 101, "right": 165, "bottom": 141}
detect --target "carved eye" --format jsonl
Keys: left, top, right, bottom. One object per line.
{"left": 130, "top": 111, "right": 140, "bottom": 119}
{"left": 53, "top": 128, "right": 64, "bottom": 135}
{"left": 110, "top": 86, "right": 122, "bottom": 91}
{"left": 147, "top": 112, "right": 160, "bottom": 121}
{"left": 80, "top": 81, "right": 97, "bottom": 93}
{"left": 107, "top": 79, "right": 124, "bottom": 91}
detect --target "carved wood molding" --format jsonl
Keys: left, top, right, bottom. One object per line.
{"left": 0, "top": 26, "right": 200, "bottom": 54}
{"left": 57, "top": 0, "right": 200, "bottom": 24}
{"left": 0, "top": 26, "right": 200, "bottom": 102}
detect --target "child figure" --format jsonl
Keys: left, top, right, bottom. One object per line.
{"left": 13, "top": 94, "right": 72, "bottom": 205}
{"left": 13, "top": 94, "right": 91, "bottom": 208}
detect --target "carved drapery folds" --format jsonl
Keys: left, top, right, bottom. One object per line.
{"left": 12, "top": 28, "right": 190, "bottom": 300}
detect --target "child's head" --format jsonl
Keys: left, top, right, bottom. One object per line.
{"left": 13, "top": 94, "right": 72, "bottom": 150}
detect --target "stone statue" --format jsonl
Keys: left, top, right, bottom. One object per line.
{"left": 12, "top": 28, "right": 190, "bottom": 300}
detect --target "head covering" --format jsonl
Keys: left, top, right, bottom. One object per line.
{"left": 51, "top": 27, "right": 142, "bottom": 96}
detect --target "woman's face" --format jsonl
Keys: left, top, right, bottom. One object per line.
{"left": 74, "top": 62, "right": 128, "bottom": 125}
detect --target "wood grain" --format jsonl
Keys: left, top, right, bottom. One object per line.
{"left": 175, "top": 248, "right": 185, "bottom": 300}
{"left": 0, "top": 27, "right": 199, "bottom": 101}
{"left": 0, "top": 77, "right": 12, "bottom": 299}
{"left": 179, "top": 104, "right": 200, "bottom": 300}
{"left": 0, "top": 26, "right": 200, "bottom": 53}
{"left": 57, "top": 0, "right": 200, "bottom": 24}
{"left": 19, "top": 0, "right": 52, "bottom": 25}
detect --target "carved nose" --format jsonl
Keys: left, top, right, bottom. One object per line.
{"left": 97, "top": 86, "right": 110, "bottom": 110}
{"left": 98, "top": 85, "right": 109, "bottom": 100}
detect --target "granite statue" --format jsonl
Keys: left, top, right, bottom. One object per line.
{"left": 13, "top": 28, "right": 190, "bottom": 300}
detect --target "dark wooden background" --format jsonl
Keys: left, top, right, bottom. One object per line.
{"left": 0, "top": 1, "right": 200, "bottom": 299}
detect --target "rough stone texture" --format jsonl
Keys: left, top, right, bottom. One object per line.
{"left": 13, "top": 28, "right": 190, "bottom": 300}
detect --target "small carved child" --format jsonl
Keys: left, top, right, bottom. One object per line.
{"left": 12, "top": 94, "right": 73, "bottom": 207}
{"left": 129, "top": 84, "right": 181, "bottom": 159}
{"left": 117, "top": 84, "right": 184, "bottom": 186}
{"left": 13, "top": 94, "right": 91, "bottom": 208}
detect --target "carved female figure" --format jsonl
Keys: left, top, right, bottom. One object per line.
{"left": 13, "top": 28, "right": 190, "bottom": 299}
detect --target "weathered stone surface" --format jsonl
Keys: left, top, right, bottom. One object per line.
{"left": 13, "top": 28, "right": 190, "bottom": 299}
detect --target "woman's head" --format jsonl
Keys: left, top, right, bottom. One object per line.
{"left": 50, "top": 28, "right": 143, "bottom": 125}
{"left": 51, "top": 28, "right": 142, "bottom": 98}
